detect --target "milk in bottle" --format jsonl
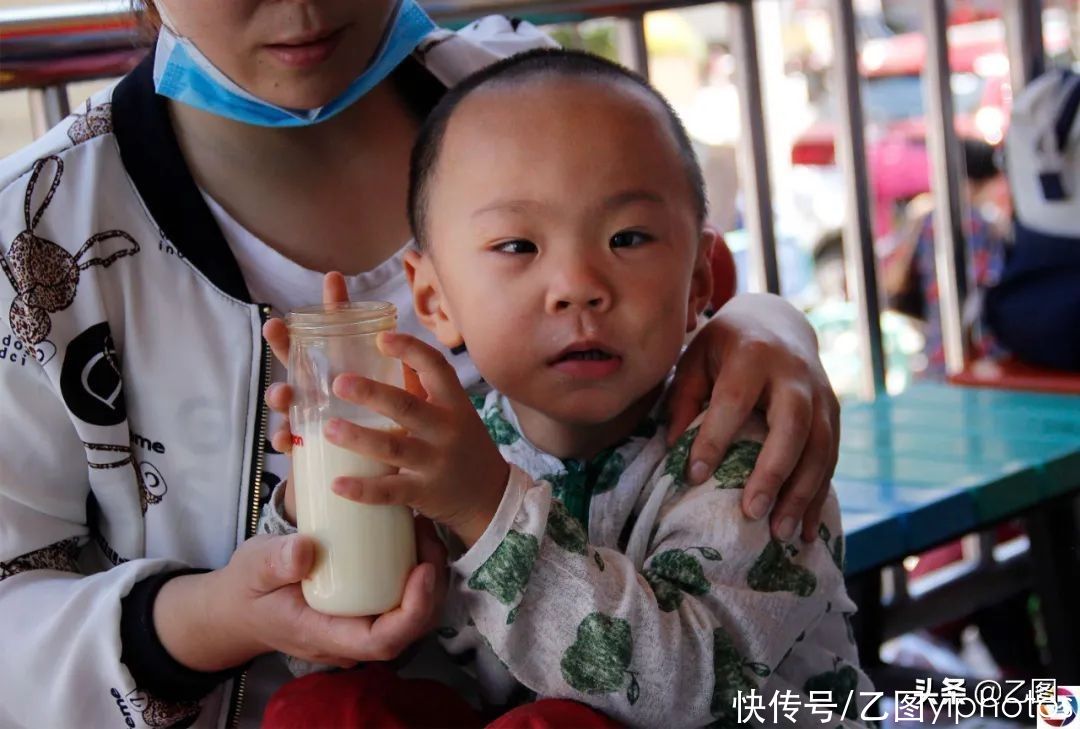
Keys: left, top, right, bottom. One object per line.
{"left": 287, "top": 302, "right": 416, "bottom": 616}
{"left": 292, "top": 424, "right": 416, "bottom": 616}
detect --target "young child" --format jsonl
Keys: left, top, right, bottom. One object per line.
{"left": 261, "top": 48, "right": 871, "bottom": 728}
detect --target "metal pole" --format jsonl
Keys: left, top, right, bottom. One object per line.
{"left": 28, "top": 85, "right": 71, "bottom": 138}
{"left": 627, "top": 13, "right": 650, "bottom": 80}
{"left": 829, "top": 0, "right": 886, "bottom": 398}
{"left": 1004, "top": 0, "right": 1044, "bottom": 95}
{"left": 922, "top": 0, "right": 970, "bottom": 375}
{"left": 730, "top": 0, "right": 780, "bottom": 295}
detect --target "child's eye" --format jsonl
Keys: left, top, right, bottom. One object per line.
{"left": 493, "top": 239, "right": 538, "bottom": 254}
{"left": 610, "top": 230, "right": 653, "bottom": 249}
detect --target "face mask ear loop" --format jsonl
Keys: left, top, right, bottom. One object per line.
{"left": 153, "top": 1, "right": 180, "bottom": 36}
{"left": 367, "top": 0, "right": 405, "bottom": 65}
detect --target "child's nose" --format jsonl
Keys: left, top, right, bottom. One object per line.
{"left": 545, "top": 262, "right": 613, "bottom": 314}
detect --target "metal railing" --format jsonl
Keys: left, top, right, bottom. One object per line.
{"left": 831, "top": 0, "right": 885, "bottom": 397}
{"left": 0, "top": 0, "right": 1055, "bottom": 392}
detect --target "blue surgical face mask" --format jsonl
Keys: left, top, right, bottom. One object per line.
{"left": 152, "top": 0, "right": 436, "bottom": 127}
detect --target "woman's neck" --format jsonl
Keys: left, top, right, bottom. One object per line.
{"left": 510, "top": 385, "right": 665, "bottom": 461}
{"left": 169, "top": 77, "right": 421, "bottom": 273}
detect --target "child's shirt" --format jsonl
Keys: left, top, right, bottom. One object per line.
{"left": 261, "top": 391, "right": 872, "bottom": 728}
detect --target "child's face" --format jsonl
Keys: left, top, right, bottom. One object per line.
{"left": 409, "top": 77, "right": 712, "bottom": 426}
{"left": 156, "top": 0, "right": 396, "bottom": 111}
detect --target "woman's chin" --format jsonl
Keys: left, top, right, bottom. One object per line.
{"left": 251, "top": 87, "right": 343, "bottom": 112}
{"left": 245, "top": 72, "right": 359, "bottom": 114}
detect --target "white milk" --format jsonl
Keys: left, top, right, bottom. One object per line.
{"left": 292, "top": 425, "right": 416, "bottom": 616}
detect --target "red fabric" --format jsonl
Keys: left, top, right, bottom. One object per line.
{"left": 261, "top": 665, "right": 621, "bottom": 729}
{"left": 949, "top": 355, "right": 1080, "bottom": 394}
{"left": 262, "top": 665, "right": 477, "bottom": 729}
{"left": 486, "top": 699, "right": 623, "bottom": 729}
{"left": 908, "top": 521, "right": 1025, "bottom": 579}
{"left": 708, "top": 234, "right": 737, "bottom": 313}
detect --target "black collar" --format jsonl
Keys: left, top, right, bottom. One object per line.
{"left": 113, "top": 53, "right": 253, "bottom": 302}
{"left": 111, "top": 53, "right": 447, "bottom": 304}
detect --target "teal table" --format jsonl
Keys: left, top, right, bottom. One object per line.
{"left": 834, "top": 383, "right": 1080, "bottom": 680}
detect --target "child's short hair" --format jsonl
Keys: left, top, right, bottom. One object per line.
{"left": 408, "top": 48, "right": 708, "bottom": 248}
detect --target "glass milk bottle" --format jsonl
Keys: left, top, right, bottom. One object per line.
{"left": 287, "top": 302, "right": 416, "bottom": 616}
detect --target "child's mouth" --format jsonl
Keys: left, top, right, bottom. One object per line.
{"left": 550, "top": 347, "right": 622, "bottom": 378}
{"left": 559, "top": 349, "right": 614, "bottom": 362}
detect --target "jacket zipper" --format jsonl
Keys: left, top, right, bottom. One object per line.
{"left": 226, "top": 304, "right": 273, "bottom": 729}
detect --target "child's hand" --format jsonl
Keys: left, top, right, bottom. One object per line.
{"left": 326, "top": 332, "right": 510, "bottom": 547}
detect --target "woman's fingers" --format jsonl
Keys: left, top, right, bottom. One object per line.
{"left": 332, "top": 374, "right": 442, "bottom": 438}
{"left": 768, "top": 467, "right": 818, "bottom": 542}
{"left": 263, "top": 272, "right": 349, "bottom": 369}
{"left": 266, "top": 383, "right": 294, "bottom": 452}
{"left": 742, "top": 385, "right": 814, "bottom": 538}
{"left": 323, "top": 271, "right": 349, "bottom": 305}
{"left": 309, "top": 518, "right": 445, "bottom": 662}
{"left": 686, "top": 354, "right": 763, "bottom": 486}
{"left": 359, "top": 561, "right": 439, "bottom": 661}
{"left": 324, "top": 419, "right": 433, "bottom": 469}
{"left": 241, "top": 534, "right": 316, "bottom": 595}
{"left": 756, "top": 382, "right": 839, "bottom": 542}
{"left": 234, "top": 533, "right": 432, "bottom": 665}
{"left": 263, "top": 318, "right": 290, "bottom": 367}
{"left": 263, "top": 272, "right": 349, "bottom": 368}
{"left": 266, "top": 382, "right": 293, "bottom": 414}
{"left": 414, "top": 516, "right": 449, "bottom": 627}
{"left": 415, "top": 516, "right": 448, "bottom": 572}
{"left": 297, "top": 608, "right": 375, "bottom": 663}
{"left": 800, "top": 486, "right": 830, "bottom": 544}
{"left": 799, "top": 394, "right": 840, "bottom": 542}
{"left": 271, "top": 426, "right": 294, "bottom": 456}
{"left": 664, "top": 340, "right": 713, "bottom": 446}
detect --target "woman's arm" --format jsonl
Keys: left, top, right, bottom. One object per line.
{"left": 0, "top": 336, "right": 203, "bottom": 728}
{"left": 666, "top": 292, "right": 840, "bottom": 543}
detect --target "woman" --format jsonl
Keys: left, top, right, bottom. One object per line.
{"left": 0, "top": 2, "right": 840, "bottom": 727}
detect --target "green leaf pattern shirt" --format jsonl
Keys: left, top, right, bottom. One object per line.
{"left": 263, "top": 390, "right": 873, "bottom": 727}
{"left": 446, "top": 393, "right": 874, "bottom": 727}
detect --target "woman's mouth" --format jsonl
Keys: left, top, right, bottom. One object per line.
{"left": 264, "top": 27, "right": 347, "bottom": 68}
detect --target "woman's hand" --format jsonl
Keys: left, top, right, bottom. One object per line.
{"left": 264, "top": 381, "right": 298, "bottom": 522}
{"left": 261, "top": 272, "right": 351, "bottom": 522}
{"left": 325, "top": 332, "right": 510, "bottom": 548}
{"left": 153, "top": 521, "right": 448, "bottom": 671}
{"left": 666, "top": 293, "right": 840, "bottom": 543}
{"left": 263, "top": 271, "right": 350, "bottom": 369}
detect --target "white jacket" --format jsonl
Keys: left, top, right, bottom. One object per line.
{"left": 0, "top": 18, "right": 554, "bottom": 729}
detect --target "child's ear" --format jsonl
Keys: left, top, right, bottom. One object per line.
{"left": 686, "top": 227, "right": 716, "bottom": 332}
{"left": 404, "top": 249, "right": 465, "bottom": 349}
